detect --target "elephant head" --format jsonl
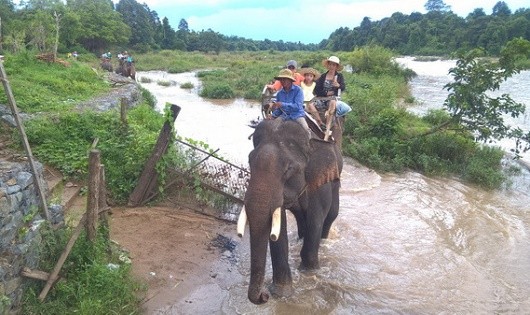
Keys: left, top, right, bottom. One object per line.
{"left": 239, "top": 118, "right": 342, "bottom": 304}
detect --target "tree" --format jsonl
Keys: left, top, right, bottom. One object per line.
{"left": 466, "top": 8, "right": 486, "bottom": 20}
{"left": 0, "top": 0, "right": 16, "bottom": 51}
{"left": 116, "top": 0, "right": 155, "bottom": 49}
{"left": 424, "top": 0, "right": 450, "bottom": 12}
{"left": 160, "top": 17, "right": 176, "bottom": 49}
{"left": 443, "top": 45, "right": 529, "bottom": 157}
{"left": 178, "top": 18, "right": 188, "bottom": 32}
{"left": 52, "top": 11, "right": 61, "bottom": 60}
{"left": 492, "top": 1, "right": 511, "bottom": 17}
{"left": 67, "top": 0, "right": 130, "bottom": 52}
{"left": 196, "top": 29, "right": 223, "bottom": 54}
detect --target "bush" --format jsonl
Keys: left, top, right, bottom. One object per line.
{"left": 200, "top": 82, "right": 234, "bottom": 99}
{"left": 21, "top": 105, "right": 166, "bottom": 202}
{"left": 463, "top": 146, "right": 505, "bottom": 188}
{"left": 347, "top": 45, "right": 408, "bottom": 77}
{"left": 22, "top": 224, "right": 143, "bottom": 314}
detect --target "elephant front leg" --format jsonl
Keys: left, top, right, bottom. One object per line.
{"left": 269, "top": 209, "right": 293, "bottom": 298}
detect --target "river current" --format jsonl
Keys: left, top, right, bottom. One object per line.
{"left": 137, "top": 59, "right": 530, "bottom": 313}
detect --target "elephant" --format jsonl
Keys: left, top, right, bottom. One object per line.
{"left": 115, "top": 59, "right": 136, "bottom": 81}
{"left": 100, "top": 59, "right": 113, "bottom": 72}
{"left": 238, "top": 117, "right": 343, "bottom": 304}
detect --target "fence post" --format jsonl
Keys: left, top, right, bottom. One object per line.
{"left": 86, "top": 149, "right": 101, "bottom": 242}
{"left": 128, "top": 104, "right": 181, "bottom": 206}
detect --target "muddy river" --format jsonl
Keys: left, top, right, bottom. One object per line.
{"left": 136, "top": 62, "right": 530, "bottom": 313}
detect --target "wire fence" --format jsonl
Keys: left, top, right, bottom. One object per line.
{"left": 173, "top": 139, "right": 250, "bottom": 220}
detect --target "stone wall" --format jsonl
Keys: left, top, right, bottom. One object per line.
{"left": 0, "top": 160, "right": 63, "bottom": 314}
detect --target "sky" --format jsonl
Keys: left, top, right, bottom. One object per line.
{"left": 139, "top": 0, "right": 529, "bottom": 44}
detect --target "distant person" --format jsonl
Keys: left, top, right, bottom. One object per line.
{"left": 266, "top": 60, "right": 304, "bottom": 92}
{"left": 72, "top": 51, "right": 78, "bottom": 58}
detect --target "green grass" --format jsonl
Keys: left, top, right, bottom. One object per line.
{"left": 20, "top": 104, "right": 166, "bottom": 202}
{"left": 0, "top": 52, "right": 110, "bottom": 113}
{"left": 21, "top": 224, "right": 143, "bottom": 315}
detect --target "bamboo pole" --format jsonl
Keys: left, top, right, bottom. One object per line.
{"left": 0, "top": 59, "right": 50, "bottom": 221}
{"left": 38, "top": 214, "right": 87, "bottom": 301}
{"left": 37, "top": 206, "right": 109, "bottom": 301}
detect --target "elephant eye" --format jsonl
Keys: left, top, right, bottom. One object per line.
{"left": 283, "top": 163, "right": 299, "bottom": 180}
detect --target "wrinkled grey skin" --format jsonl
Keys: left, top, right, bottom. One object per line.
{"left": 244, "top": 119, "right": 343, "bottom": 304}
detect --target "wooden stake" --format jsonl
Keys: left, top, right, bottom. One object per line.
{"left": 38, "top": 214, "right": 87, "bottom": 301}
{"left": 128, "top": 104, "right": 181, "bottom": 206}
{"left": 86, "top": 149, "right": 101, "bottom": 242}
{"left": 0, "top": 59, "right": 50, "bottom": 221}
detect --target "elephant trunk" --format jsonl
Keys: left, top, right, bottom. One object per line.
{"left": 248, "top": 222, "right": 270, "bottom": 304}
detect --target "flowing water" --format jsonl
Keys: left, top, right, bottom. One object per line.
{"left": 137, "top": 64, "right": 530, "bottom": 314}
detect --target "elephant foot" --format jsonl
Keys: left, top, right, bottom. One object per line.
{"left": 248, "top": 291, "right": 269, "bottom": 305}
{"left": 269, "top": 282, "right": 294, "bottom": 298}
{"left": 299, "top": 260, "right": 320, "bottom": 271}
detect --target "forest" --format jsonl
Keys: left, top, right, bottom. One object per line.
{"left": 0, "top": 0, "right": 528, "bottom": 56}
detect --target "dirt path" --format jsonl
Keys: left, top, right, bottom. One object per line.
{"left": 109, "top": 203, "right": 245, "bottom": 314}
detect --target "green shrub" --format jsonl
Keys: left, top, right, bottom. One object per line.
{"left": 463, "top": 146, "right": 505, "bottom": 188}
{"left": 157, "top": 80, "right": 171, "bottom": 87}
{"left": 180, "top": 82, "right": 194, "bottom": 89}
{"left": 139, "top": 76, "right": 152, "bottom": 83}
{"left": 200, "top": 82, "right": 234, "bottom": 99}
{"left": 22, "top": 224, "right": 143, "bottom": 314}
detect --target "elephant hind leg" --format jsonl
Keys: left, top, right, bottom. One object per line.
{"left": 322, "top": 180, "right": 340, "bottom": 239}
{"left": 300, "top": 211, "right": 325, "bottom": 270}
{"left": 289, "top": 207, "right": 306, "bottom": 239}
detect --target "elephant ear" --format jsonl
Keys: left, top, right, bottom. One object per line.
{"left": 305, "top": 140, "right": 341, "bottom": 192}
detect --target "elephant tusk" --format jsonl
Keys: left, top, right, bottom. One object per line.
{"left": 237, "top": 206, "right": 247, "bottom": 238}
{"left": 270, "top": 207, "right": 282, "bottom": 241}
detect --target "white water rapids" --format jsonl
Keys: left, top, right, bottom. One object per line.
{"left": 137, "top": 59, "right": 530, "bottom": 313}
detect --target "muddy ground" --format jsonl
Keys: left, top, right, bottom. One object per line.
{"left": 109, "top": 199, "right": 246, "bottom": 314}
